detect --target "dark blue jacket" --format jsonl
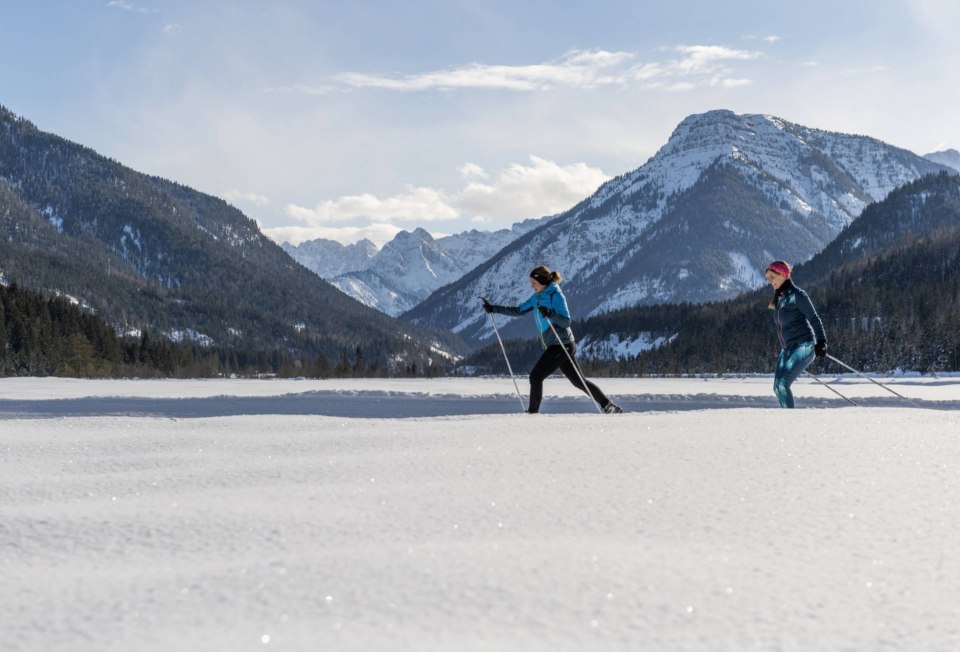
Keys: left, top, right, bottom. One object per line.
{"left": 490, "top": 282, "right": 575, "bottom": 348}
{"left": 773, "top": 280, "right": 826, "bottom": 349}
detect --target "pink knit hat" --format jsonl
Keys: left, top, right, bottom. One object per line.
{"left": 766, "top": 260, "right": 792, "bottom": 278}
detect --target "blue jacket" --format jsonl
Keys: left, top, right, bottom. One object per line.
{"left": 773, "top": 280, "right": 826, "bottom": 349}
{"left": 490, "top": 282, "right": 575, "bottom": 348}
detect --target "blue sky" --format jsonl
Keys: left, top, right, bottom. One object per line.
{"left": 2, "top": 0, "right": 958, "bottom": 246}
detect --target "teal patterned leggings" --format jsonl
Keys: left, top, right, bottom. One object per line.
{"left": 774, "top": 342, "right": 815, "bottom": 408}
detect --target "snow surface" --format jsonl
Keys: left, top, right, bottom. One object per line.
{"left": 3, "top": 376, "right": 960, "bottom": 651}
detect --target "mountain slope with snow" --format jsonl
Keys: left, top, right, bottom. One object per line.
{"left": 0, "top": 104, "right": 465, "bottom": 367}
{"left": 281, "top": 238, "right": 378, "bottom": 278}
{"left": 925, "top": 148, "right": 960, "bottom": 172}
{"left": 310, "top": 220, "right": 544, "bottom": 316}
{"left": 793, "top": 171, "right": 960, "bottom": 283}
{"left": 404, "top": 110, "right": 950, "bottom": 344}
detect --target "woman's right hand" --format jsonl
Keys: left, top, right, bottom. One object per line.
{"left": 815, "top": 340, "right": 827, "bottom": 358}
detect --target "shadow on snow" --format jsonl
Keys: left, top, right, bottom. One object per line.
{"left": 0, "top": 390, "right": 956, "bottom": 420}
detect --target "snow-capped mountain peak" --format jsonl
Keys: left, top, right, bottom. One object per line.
{"left": 404, "top": 110, "right": 951, "bottom": 344}
{"left": 282, "top": 219, "right": 545, "bottom": 316}
{"left": 281, "top": 238, "right": 378, "bottom": 279}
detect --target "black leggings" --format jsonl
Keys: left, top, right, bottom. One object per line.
{"left": 528, "top": 343, "right": 609, "bottom": 413}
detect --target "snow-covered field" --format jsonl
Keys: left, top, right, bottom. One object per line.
{"left": 3, "top": 376, "right": 960, "bottom": 651}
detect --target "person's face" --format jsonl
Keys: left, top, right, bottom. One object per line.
{"left": 529, "top": 277, "right": 545, "bottom": 292}
{"left": 765, "top": 270, "right": 787, "bottom": 290}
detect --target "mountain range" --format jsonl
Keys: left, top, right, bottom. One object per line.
{"left": 281, "top": 238, "right": 379, "bottom": 279}
{"left": 4, "top": 101, "right": 957, "bottom": 375}
{"left": 604, "top": 171, "right": 960, "bottom": 374}
{"left": 404, "top": 110, "right": 951, "bottom": 345}
{"left": 284, "top": 219, "right": 543, "bottom": 316}
{"left": 461, "top": 171, "right": 960, "bottom": 375}
{"left": 0, "top": 105, "right": 464, "bottom": 372}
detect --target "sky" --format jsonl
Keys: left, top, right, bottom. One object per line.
{"left": 2, "top": 0, "right": 959, "bottom": 247}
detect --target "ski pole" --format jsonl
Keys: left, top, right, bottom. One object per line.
{"left": 803, "top": 370, "right": 859, "bottom": 406}
{"left": 544, "top": 320, "right": 604, "bottom": 414}
{"left": 481, "top": 299, "right": 526, "bottom": 413}
{"left": 826, "top": 354, "right": 922, "bottom": 408}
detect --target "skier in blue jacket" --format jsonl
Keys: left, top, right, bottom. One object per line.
{"left": 483, "top": 266, "right": 622, "bottom": 414}
{"left": 765, "top": 260, "right": 827, "bottom": 408}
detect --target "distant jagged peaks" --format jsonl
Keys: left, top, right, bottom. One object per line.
{"left": 287, "top": 219, "right": 545, "bottom": 316}
{"left": 281, "top": 237, "right": 378, "bottom": 279}
{"left": 924, "top": 148, "right": 960, "bottom": 172}
{"left": 395, "top": 227, "right": 434, "bottom": 243}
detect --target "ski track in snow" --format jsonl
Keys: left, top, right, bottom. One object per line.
{"left": 2, "top": 377, "right": 960, "bottom": 651}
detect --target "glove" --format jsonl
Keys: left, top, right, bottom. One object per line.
{"left": 814, "top": 340, "right": 827, "bottom": 358}
{"left": 537, "top": 305, "right": 555, "bottom": 318}
{"left": 481, "top": 298, "right": 494, "bottom": 313}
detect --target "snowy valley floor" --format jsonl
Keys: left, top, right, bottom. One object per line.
{"left": 2, "top": 376, "right": 960, "bottom": 651}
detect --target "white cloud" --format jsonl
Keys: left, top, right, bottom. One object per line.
{"left": 669, "top": 45, "right": 761, "bottom": 74}
{"left": 642, "top": 46, "right": 760, "bottom": 90}
{"left": 287, "top": 186, "right": 458, "bottom": 225}
{"left": 106, "top": 0, "right": 158, "bottom": 14}
{"left": 222, "top": 190, "right": 270, "bottom": 207}
{"left": 459, "top": 163, "right": 488, "bottom": 181}
{"left": 334, "top": 49, "right": 635, "bottom": 92}
{"left": 282, "top": 156, "right": 611, "bottom": 240}
{"left": 455, "top": 156, "right": 610, "bottom": 220}
{"left": 317, "top": 46, "right": 762, "bottom": 94}
{"left": 719, "top": 78, "right": 753, "bottom": 88}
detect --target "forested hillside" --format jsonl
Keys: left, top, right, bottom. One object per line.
{"left": 0, "top": 281, "right": 436, "bottom": 378}
{"left": 0, "top": 105, "right": 465, "bottom": 374}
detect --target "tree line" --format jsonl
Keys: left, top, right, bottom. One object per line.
{"left": 0, "top": 282, "right": 443, "bottom": 378}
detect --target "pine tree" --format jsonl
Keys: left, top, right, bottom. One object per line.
{"left": 0, "top": 296, "right": 6, "bottom": 356}
{"left": 65, "top": 332, "right": 95, "bottom": 377}
{"left": 353, "top": 346, "right": 363, "bottom": 374}
{"left": 315, "top": 353, "right": 330, "bottom": 378}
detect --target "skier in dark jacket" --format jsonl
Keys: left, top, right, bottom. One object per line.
{"left": 765, "top": 260, "right": 827, "bottom": 408}
{"left": 483, "top": 266, "right": 622, "bottom": 414}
